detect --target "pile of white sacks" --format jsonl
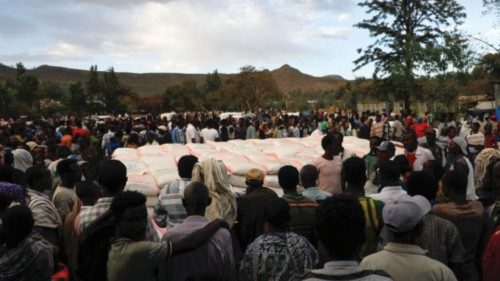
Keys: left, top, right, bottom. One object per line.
{"left": 112, "top": 136, "right": 396, "bottom": 214}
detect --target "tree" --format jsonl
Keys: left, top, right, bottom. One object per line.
{"left": 86, "top": 65, "right": 101, "bottom": 111}
{"left": 68, "top": 81, "right": 86, "bottom": 114}
{"left": 17, "top": 74, "right": 39, "bottom": 107}
{"left": 233, "top": 66, "right": 280, "bottom": 112}
{"left": 37, "top": 80, "right": 65, "bottom": 100}
{"left": 354, "top": 0, "right": 466, "bottom": 109}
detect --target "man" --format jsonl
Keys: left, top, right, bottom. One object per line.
{"left": 300, "top": 164, "right": 331, "bottom": 201}
{"left": 432, "top": 171, "right": 485, "bottom": 281}
{"left": 101, "top": 125, "right": 115, "bottom": 157}
{"left": 370, "top": 115, "right": 383, "bottom": 138}
{"left": 0, "top": 205, "right": 54, "bottom": 281}
{"left": 411, "top": 117, "right": 431, "bottom": 139}
{"left": 200, "top": 120, "right": 219, "bottom": 143}
{"left": 312, "top": 133, "right": 355, "bottom": 195}
{"left": 379, "top": 171, "right": 466, "bottom": 279}
{"left": 26, "top": 167, "right": 61, "bottom": 246}
{"left": 368, "top": 160, "right": 407, "bottom": 204}
{"left": 161, "top": 182, "right": 235, "bottom": 281}
{"left": 279, "top": 165, "right": 318, "bottom": 244}
{"left": 72, "top": 120, "right": 91, "bottom": 139}
{"left": 361, "top": 194, "right": 457, "bottom": 281}
{"left": 364, "top": 140, "right": 396, "bottom": 195}
{"left": 240, "top": 198, "right": 318, "bottom": 280}
{"left": 77, "top": 160, "right": 127, "bottom": 234}
{"left": 106, "top": 191, "right": 229, "bottom": 281}
{"left": 363, "top": 136, "right": 382, "bottom": 180}
{"left": 342, "top": 157, "right": 384, "bottom": 258}
{"left": 402, "top": 131, "right": 434, "bottom": 171}
{"left": 422, "top": 127, "right": 445, "bottom": 167}
{"left": 357, "top": 116, "right": 371, "bottom": 140}
{"left": 155, "top": 155, "right": 199, "bottom": 228}
{"left": 245, "top": 119, "right": 256, "bottom": 140}
{"left": 170, "top": 121, "right": 185, "bottom": 144}
{"left": 185, "top": 121, "right": 197, "bottom": 144}
{"left": 52, "top": 158, "right": 81, "bottom": 222}
{"left": 235, "top": 168, "right": 278, "bottom": 252}
{"left": 392, "top": 115, "right": 403, "bottom": 141}
{"left": 299, "top": 195, "right": 391, "bottom": 280}
{"left": 484, "top": 122, "right": 498, "bottom": 149}
{"left": 445, "top": 137, "right": 476, "bottom": 200}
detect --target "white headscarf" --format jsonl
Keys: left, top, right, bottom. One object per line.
{"left": 13, "top": 149, "right": 33, "bottom": 172}
{"left": 191, "top": 158, "right": 237, "bottom": 228}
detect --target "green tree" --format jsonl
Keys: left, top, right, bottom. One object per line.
{"left": 37, "top": 80, "right": 65, "bottom": 100}
{"left": 354, "top": 0, "right": 466, "bottom": 109}
{"left": 234, "top": 66, "right": 280, "bottom": 111}
{"left": 86, "top": 65, "right": 101, "bottom": 111}
{"left": 17, "top": 74, "right": 39, "bottom": 107}
{"left": 68, "top": 81, "right": 86, "bottom": 114}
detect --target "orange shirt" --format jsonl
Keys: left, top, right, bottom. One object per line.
{"left": 61, "top": 135, "right": 72, "bottom": 149}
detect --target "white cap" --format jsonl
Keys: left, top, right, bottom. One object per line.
{"left": 383, "top": 194, "right": 431, "bottom": 233}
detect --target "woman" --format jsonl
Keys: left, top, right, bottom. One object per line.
{"left": 191, "top": 158, "right": 237, "bottom": 228}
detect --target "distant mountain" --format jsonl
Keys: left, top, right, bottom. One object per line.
{"left": 0, "top": 63, "right": 346, "bottom": 96}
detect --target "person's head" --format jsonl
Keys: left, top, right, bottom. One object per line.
{"left": 245, "top": 168, "right": 265, "bottom": 188}
{"left": 422, "top": 160, "right": 445, "bottom": 182}
{"left": 300, "top": 165, "right": 319, "bottom": 189}
{"left": 442, "top": 170, "right": 467, "bottom": 203}
{"left": 406, "top": 171, "right": 437, "bottom": 202}
{"left": 76, "top": 180, "right": 101, "bottom": 206}
{"left": 146, "top": 131, "right": 155, "bottom": 143}
{"left": 393, "top": 155, "right": 411, "bottom": 181}
{"left": 341, "top": 157, "right": 366, "bottom": 194}
{"left": 111, "top": 191, "right": 147, "bottom": 241}
{"left": 375, "top": 115, "right": 381, "bottom": 123}
{"left": 402, "top": 132, "right": 418, "bottom": 152}
{"left": 379, "top": 160, "right": 401, "bottom": 187}
{"left": 472, "top": 122, "right": 480, "bottom": 133}
{"left": 316, "top": 195, "right": 365, "bottom": 260}
{"left": 425, "top": 127, "right": 436, "bottom": 144}
{"left": 383, "top": 194, "right": 430, "bottom": 244}
{"left": 177, "top": 155, "right": 199, "bottom": 179}
{"left": 57, "top": 158, "right": 82, "bottom": 187}
{"left": 127, "top": 134, "right": 140, "bottom": 147}
{"left": 485, "top": 122, "right": 493, "bottom": 134}
{"left": 447, "top": 126, "right": 457, "bottom": 139}
{"left": 182, "top": 182, "right": 211, "bottom": 216}
{"left": 278, "top": 165, "right": 299, "bottom": 192}
{"left": 263, "top": 198, "right": 290, "bottom": 233}
{"left": 55, "top": 145, "right": 71, "bottom": 159}
{"left": 25, "top": 166, "right": 51, "bottom": 193}
{"left": 369, "top": 136, "right": 382, "bottom": 153}
{"left": 98, "top": 160, "right": 127, "bottom": 196}
{"left": 2, "top": 205, "right": 34, "bottom": 249}
{"left": 321, "top": 133, "right": 342, "bottom": 156}
{"left": 446, "top": 137, "right": 467, "bottom": 164}
{"left": 376, "top": 141, "right": 396, "bottom": 162}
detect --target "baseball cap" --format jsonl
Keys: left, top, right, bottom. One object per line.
{"left": 246, "top": 169, "right": 266, "bottom": 182}
{"left": 383, "top": 194, "right": 431, "bottom": 233}
{"left": 376, "top": 141, "right": 395, "bottom": 153}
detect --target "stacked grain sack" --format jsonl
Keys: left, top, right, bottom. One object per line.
{"left": 112, "top": 136, "right": 383, "bottom": 213}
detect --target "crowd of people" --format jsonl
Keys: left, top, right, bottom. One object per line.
{"left": 0, "top": 109, "right": 499, "bottom": 281}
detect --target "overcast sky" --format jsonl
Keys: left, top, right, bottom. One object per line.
{"left": 1, "top": 0, "right": 498, "bottom": 79}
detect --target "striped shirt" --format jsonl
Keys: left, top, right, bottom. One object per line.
{"left": 154, "top": 178, "right": 190, "bottom": 228}
{"left": 282, "top": 192, "right": 318, "bottom": 245}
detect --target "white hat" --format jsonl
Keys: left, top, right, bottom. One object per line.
{"left": 383, "top": 194, "right": 431, "bottom": 233}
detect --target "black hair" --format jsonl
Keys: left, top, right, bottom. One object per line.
{"left": 76, "top": 180, "right": 102, "bottom": 206}
{"left": 0, "top": 164, "right": 14, "bottom": 183}
{"left": 263, "top": 198, "right": 290, "bottom": 229}
{"left": 25, "top": 166, "right": 50, "bottom": 192}
{"left": 127, "top": 133, "right": 141, "bottom": 146}
{"left": 3, "top": 150, "right": 13, "bottom": 166}
{"left": 315, "top": 195, "right": 365, "bottom": 259}
{"left": 406, "top": 171, "right": 437, "bottom": 201}
{"left": 178, "top": 155, "right": 199, "bottom": 179}
{"left": 300, "top": 164, "right": 318, "bottom": 185}
{"left": 393, "top": 155, "right": 411, "bottom": 176}
{"left": 98, "top": 160, "right": 127, "bottom": 195}
{"left": 423, "top": 160, "right": 445, "bottom": 181}
{"left": 278, "top": 165, "right": 299, "bottom": 190}
{"left": 110, "top": 191, "right": 146, "bottom": 221}
{"left": 56, "top": 158, "right": 78, "bottom": 179}
{"left": 342, "top": 157, "right": 367, "bottom": 186}
{"left": 55, "top": 145, "right": 71, "bottom": 159}
{"left": 3, "top": 205, "right": 34, "bottom": 248}
{"left": 442, "top": 170, "right": 467, "bottom": 196}
{"left": 379, "top": 160, "right": 401, "bottom": 182}
{"left": 321, "top": 133, "right": 343, "bottom": 151}
{"left": 186, "top": 273, "right": 230, "bottom": 281}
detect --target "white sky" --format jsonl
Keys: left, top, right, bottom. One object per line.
{"left": 0, "top": 0, "right": 498, "bottom": 79}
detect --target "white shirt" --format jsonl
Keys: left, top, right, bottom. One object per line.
{"left": 200, "top": 128, "right": 219, "bottom": 142}
{"left": 368, "top": 186, "right": 407, "bottom": 204}
{"left": 185, "top": 124, "right": 197, "bottom": 143}
{"left": 405, "top": 146, "right": 435, "bottom": 171}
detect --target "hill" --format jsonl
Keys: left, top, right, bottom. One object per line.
{"left": 0, "top": 63, "right": 346, "bottom": 96}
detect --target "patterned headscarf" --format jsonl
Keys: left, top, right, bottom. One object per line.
{"left": 0, "top": 181, "right": 28, "bottom": 205}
